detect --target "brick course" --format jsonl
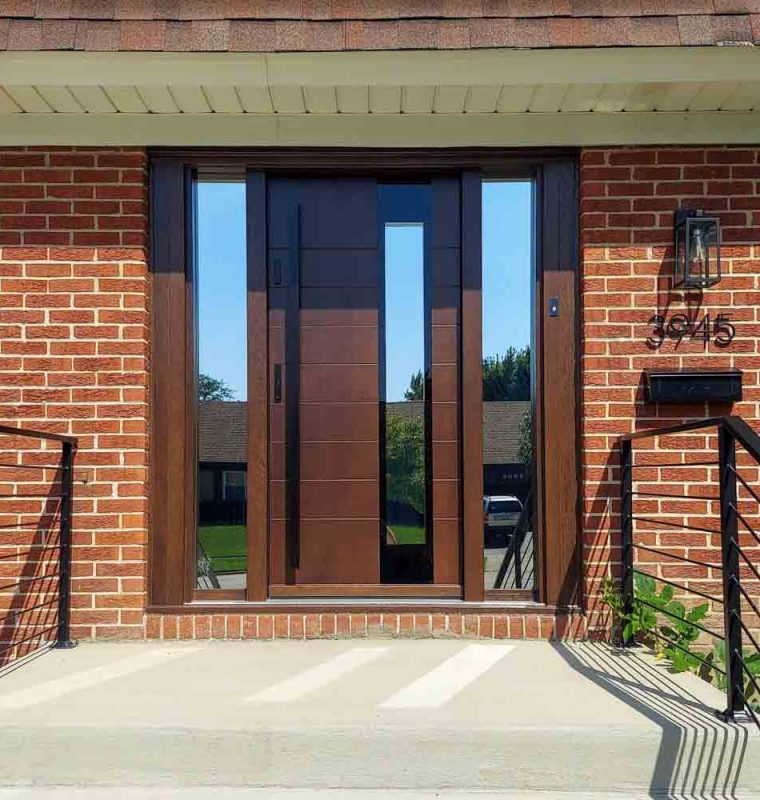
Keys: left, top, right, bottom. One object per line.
{"left": 0, "top": 147, "right": 149, "bottom": 648}
{"left": 580, "top": 145, "right": 760, "bottom": 639}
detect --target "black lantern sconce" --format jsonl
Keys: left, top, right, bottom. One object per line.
{"left": 673, "top": 208, "right": 721, "bottom": 289}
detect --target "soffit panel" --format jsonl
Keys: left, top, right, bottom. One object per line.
{"left": 2, "top": 48, "right": 760, "bottom": 145}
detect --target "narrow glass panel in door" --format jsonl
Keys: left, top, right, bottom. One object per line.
{"left": 481, "top": 181, "right": 536, "bottom": 593}
{"left": 195, "top": 180, "right": 248, "bottom": 590}
{"left": 381, "top": 222, "right": 429, "bottom": 580}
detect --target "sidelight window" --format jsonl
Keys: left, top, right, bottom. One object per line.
{"left": 379, "top": 185, "right": 433, "bottom": 584}
{"left": 194, "top": 181, "right": 248, "bottom": 591}
{"left": 481, "top": 180, "right": 536, "bottom": 594}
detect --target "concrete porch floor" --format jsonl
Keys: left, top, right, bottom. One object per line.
{"left": 0, "top": 639, "right": 758, "bottom": 799}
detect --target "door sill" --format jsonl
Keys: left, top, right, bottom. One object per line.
{"left": 151, "top": 598, "right": 566, "bottom": 615}
{"left": 268, "top": 583, "right": 461, "bottom": 599}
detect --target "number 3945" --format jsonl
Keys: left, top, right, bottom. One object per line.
{"left": 646, "top": 313, "right": 735, "bottom": 348}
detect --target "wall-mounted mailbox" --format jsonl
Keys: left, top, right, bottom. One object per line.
{"left": 645, "top": 369, "right": 742, "bottom": 404}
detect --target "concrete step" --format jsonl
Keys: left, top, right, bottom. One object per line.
{"left": 0, "top": 640, "right": 757, "bottom": 797}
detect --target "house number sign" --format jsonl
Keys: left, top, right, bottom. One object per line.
{"left": 646, "top": 312, "right": 735, "bottom": 348}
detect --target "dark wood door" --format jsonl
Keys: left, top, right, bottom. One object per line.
{"left": 267, "top": 176, "right": 461, "bottom": 591}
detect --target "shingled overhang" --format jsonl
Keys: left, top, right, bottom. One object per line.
{"left": 1, "top": 2, "right": 760, "bottom": 145}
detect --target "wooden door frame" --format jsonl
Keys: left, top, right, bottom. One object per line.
{"left": 148, "top": 148, "right": 580, "bottom": 610}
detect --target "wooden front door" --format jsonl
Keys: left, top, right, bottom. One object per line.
{"left": 266, "top": 176, "right": 461, "bottom": 593}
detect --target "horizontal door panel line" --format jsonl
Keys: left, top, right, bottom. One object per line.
{"left": 271, "top": 440, "right": 380, "bottom": 445}
{"left": 300, "top": 361, "right": 379, "bottom": 366}
{"left": 271, "top": 518, "right": 381, "bottom": 523}
{"left": 300, "top": 324, "right": 382, "bottom": 329}
{"left": 300, "top": 479, "right": 379, "bottom": 485}
{"left": 295, "top": 400, "right": 380, "bottom": 406}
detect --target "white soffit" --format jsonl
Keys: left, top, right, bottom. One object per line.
{"left": 1, "top": 47, "right": 760, "bottom": 145}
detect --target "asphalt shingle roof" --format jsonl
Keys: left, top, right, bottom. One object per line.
{"left": 2, "top": 2, "right": 759, "bottom": 51}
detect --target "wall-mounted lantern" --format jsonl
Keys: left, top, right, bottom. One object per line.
{"left": 673, "top": 209, "right": 721, "bottom": 289}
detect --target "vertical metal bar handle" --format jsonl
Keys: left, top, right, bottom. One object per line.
{"left": 620, "top": 438, "right": 634, "bottom": 646}
{"left": 285, "top": 204, "right": 301, "bottom": 571}
{"left": 55, "top": 440, "right": 77, "bottom": 649}
{"left": 718, "top": 422, "right": 744, "bottom": 720}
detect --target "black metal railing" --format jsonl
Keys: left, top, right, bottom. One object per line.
{"left": 620, "top": 416, "right": 760, "bottom": 727}
{"left": 0, "top": 424, "right": 77, "bottom": 669}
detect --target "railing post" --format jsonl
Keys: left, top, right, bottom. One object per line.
{"left": 620, "top": 438, "right": 635, "bottom": 645}
{"left": 54, "top": 441, "right": 76, "bottom": 649}
{"left": 718, "top": 422, "right": 743, "bottom": 720}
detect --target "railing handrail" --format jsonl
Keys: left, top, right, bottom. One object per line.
{"left": 619, "top": 414, "right": 760, "bottom": 727}
{"left": 620, "top": 416, "right": 760, "bottom": 463}
{"left": 0, "top": 423, "right": 77, "bottom": 446}
{"left": 723, "top": 416, "right": 760, "bottom": 464}
{"left": 0, "top": 428, "right": 77, "bottom": 670}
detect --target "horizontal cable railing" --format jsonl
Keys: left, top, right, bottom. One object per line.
{"left": 0, "top": 424, "right": 77, "bottom": 671}
{"left": 620, "top": 416, "right": 760, "bottom": 727}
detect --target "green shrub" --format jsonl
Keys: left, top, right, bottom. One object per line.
{"left": 601, "top": 575, "right": 759, "bottom": 712}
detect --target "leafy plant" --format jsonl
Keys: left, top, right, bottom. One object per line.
{"left": 601, "top": 575, "right": 760, "bottom": 712}
{"left": 198, "top": 373, "right": 235, "bottom": 401}
{"left": 517, "top": 409, "right": 533, "bottom": 465}
{"left": 700, "top": 641, "right": 760, "bottom": 712}
{"left": 404, "top": 370, "right": 424, "bottom": 401}
{"left": 482, "top": 346, "right": 531, "bottom": 401}
{"left": 385, "top": 410, "right": 425, "bottom": 515}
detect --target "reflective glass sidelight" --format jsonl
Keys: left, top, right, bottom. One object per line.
{"left": 379, "top": 185, "right": 433, "bottom": 584}
{"left": 194, "top": 181, "right": 248, "bottom": 590}
{"left": 481, "top": 181, "right": 536, "bottom": 593}
{"left": 382, "top": 224, "right": 427, "bottom": 551}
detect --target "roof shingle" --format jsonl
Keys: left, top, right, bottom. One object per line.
{"left": 0, "top": 1, "right": 756, "bottom": 50}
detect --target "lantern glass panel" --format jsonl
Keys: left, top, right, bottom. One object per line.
{"left": 685, "top": 217, "right": 720, "bottom": 288}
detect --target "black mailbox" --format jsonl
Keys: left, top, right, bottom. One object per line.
{"left": 645, "top": 370, "right": 742, "bottom": 404}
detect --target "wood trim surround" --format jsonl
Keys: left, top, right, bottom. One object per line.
{"left": 194, "top": 589, "right": 246, "bottom": 602}
{"left": 538, "top": 160, "right": 581, "bottom": 608}
{"left": 183, "top": 166, "right": 197, "bottom": 604}
{"left": 149, "top": 158, "right": 190, "bottom": 607}
{"left": 460, "top": 170, "right": 483, "bottom": 603}
{"left": 150, "top": 148, "right": 577, "bottom": 176}
{"left": 246, "top": 172, "right": 268, "bottom": 601}
{"left": 148, "top": 147, "right": 581, "bottom": 612}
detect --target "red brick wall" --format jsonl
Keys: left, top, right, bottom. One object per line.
{"left": 580, "top": 146, "right": 760, "bottom": 639}
{"left": 144, "top": 611, "right": 585, "bottom": 641}
{"left": 0, "top": 147, "right": 149, "bottom": 649}
{"left": 3, "top": 144, "right": 758, "bottom": 646}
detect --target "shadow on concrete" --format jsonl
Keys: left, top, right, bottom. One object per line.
{"left": 554, "top": 641, "right": 750, "bottom": 799}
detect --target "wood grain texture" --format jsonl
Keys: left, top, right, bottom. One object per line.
{"left": 300, "top": 326, "right": 378, "bottom": 365}
{"left": 294, "top": 520, "right": 380, "bottom": 584}
{"left": 149, "top": 158, "right": 189, "bottom": 607}
{"left": 539, "top": 158, "right": 580, "bottom": 608}
{"left": 300, "top": 403, "right": 379, "bottom": 443}
{"left": 300, "top": 480, "right": 379, "bottom": 519}
{"left": 268, "top": 177, "right": 382, "bottom": 586}
{"left": 461, "top": 170, "right": 484, "bottom": 602}
{"left": 541, "top": 270, "right": 580, "bottom": 607}
{"left": 247, "top": 171, "right": 268, "bottom": 600}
